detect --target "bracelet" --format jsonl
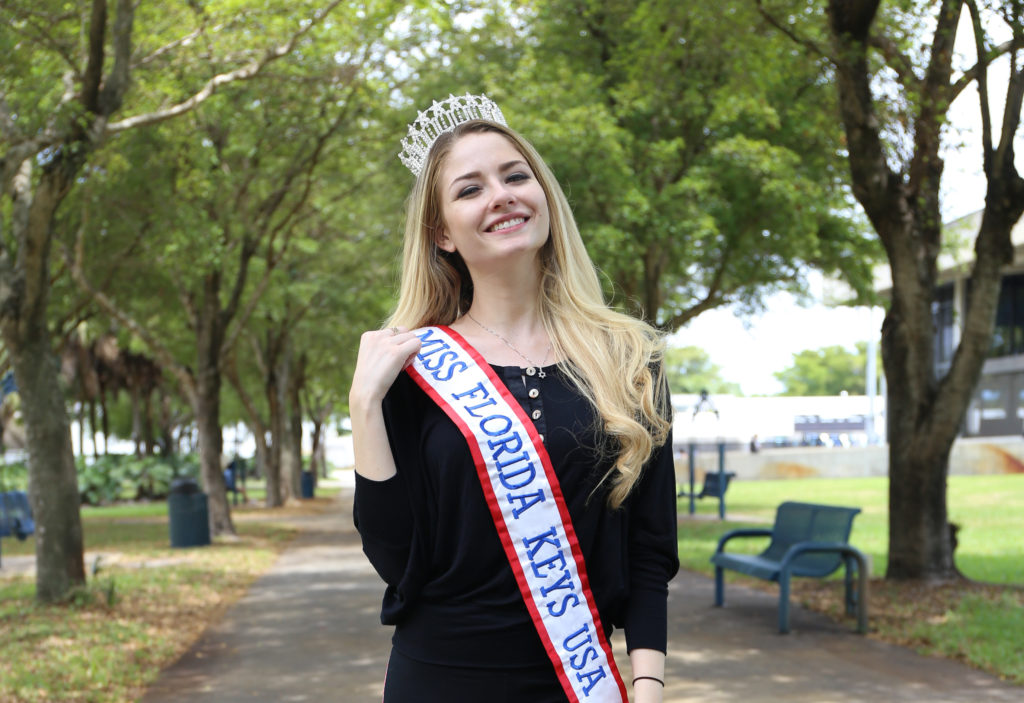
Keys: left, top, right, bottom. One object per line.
{"left": 632, "top": 676, "right": 664, "bottom": 687}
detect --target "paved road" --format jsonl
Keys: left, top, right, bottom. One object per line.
{"left": 140, "top": 490, "right": 1022, "bottom": 702}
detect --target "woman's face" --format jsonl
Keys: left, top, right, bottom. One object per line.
{"left": 434, "top": 131, "right": 550, "bottom": 274}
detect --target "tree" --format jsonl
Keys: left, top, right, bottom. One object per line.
{"left": 759, "top": 0, "right": 1024, "bottom": 579}
{"left": 519, "top": 0, "right": 881, "bottom": 329}
{"left": 664, "top": 345, "right": 741, "bottom": 395}
{"left": 774, "top": 342, "right": 877, "bottom": 396}
{"left": 0, "top": 0, "right": 344, "bottom": 601}
{"left": 394, "top": 1, "right": 881, "bottom": 331}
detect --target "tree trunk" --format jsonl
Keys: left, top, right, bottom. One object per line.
{"left": 266, "top": 361, "right": 286, "bottom": 506}
{"left": 310, "top": 418, "right": 324, "bottom": 478}
{"left": 130, "top": 386, "right": 143, "bottom": 457}
{"left": 89, "top": 399, "right": 100, "bottom": 460}
{"left": 12, "top": 337, "right": 86, "bottom": 601}
{"left": 0, "top": 161, "right": 86, "bottom": 602}
{"left": 143, "top": 391, "right": 155, "bottom": 455}
{"left": 283, "top": 346, "right": 304, "bottom": 499}
{"left": 99, "top": 388, "right": 110, "bottom": 456}
{"left": 195, "top": 280, "right": 235, "bottom": 537}
{"left": 250, "top": 423, "right": 270, "bottom": 482}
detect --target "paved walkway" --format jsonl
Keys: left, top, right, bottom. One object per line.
{"left": 140, "top": 490, "right": 1022, "bottom": 702}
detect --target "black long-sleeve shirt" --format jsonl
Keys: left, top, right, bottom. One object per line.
{"left": 354, "top": 362, "right": 679, "bottom": 668}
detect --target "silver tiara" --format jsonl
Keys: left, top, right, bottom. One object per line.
{"left": 398, "top": 93, "right": 508, "bottom": 177}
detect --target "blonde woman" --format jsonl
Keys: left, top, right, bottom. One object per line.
{"left": 350, "top": 94, "right": 678, "bottom": 703}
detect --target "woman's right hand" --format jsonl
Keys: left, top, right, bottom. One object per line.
{"left": 349, "top": 326, "right": 422, "bottom": 411}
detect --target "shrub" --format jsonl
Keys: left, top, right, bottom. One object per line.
{"left": 77, "top": 454, "right": 200, "bottom": 505}
{"left": 0, "top": 459, "right": 28, "bottom": 491}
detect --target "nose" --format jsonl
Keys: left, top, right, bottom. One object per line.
{"left": 490, "top": 180, "right": 516, "bottom": 209}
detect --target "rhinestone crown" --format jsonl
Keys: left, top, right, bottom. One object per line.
{"left": 398, "top": 93, "right": 508, "bottom": 177}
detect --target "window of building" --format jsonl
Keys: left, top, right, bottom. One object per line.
{"left": 932, "top": 283, "right": 955, "bottom": 365}
{"left": 990, "top": 273, "right": 1024, "bottom": 358}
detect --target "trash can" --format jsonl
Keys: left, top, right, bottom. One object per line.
{"left": 167, "top": 477, "right": 211, "bottom": 548}
{"left": 300, "top": 471, "right": 315, "bottom": 499}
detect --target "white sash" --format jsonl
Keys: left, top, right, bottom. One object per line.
{"left": 404, "top": 326, "right": 627, "bottom": 702}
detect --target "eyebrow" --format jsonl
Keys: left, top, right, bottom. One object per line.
{"left": 449, "top": 159, "right": 528, "bottom": 189}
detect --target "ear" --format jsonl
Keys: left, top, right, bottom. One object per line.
{"left": 435, "top": 226, "right": 456, "bottom": 253}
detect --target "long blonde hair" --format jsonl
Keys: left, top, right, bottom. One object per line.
{"left": 389, "top": 121, "right": 671, "bottom": 507}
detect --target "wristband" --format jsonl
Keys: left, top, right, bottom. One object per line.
{"left": 632, "top": 676, "right": 664, "bottom": 686}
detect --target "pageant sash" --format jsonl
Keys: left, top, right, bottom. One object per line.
{"left": 404, "top": 326, "right": 627, "bottom": 703}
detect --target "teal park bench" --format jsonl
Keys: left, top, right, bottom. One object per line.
{"left": 0, "top": 491, "right": 35, "bottom": 568}
{"left": 678, "top": 471, "right": 736, "bottom": 501}
{"left": 711, "top": 501, "right": 868, "bottom": 634}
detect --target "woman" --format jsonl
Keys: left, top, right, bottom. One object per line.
{"left": 350, "top": 94, "right": 678, "bottom": 703}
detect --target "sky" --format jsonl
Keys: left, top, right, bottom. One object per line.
{"left": 670, "top": 15, "right": 1014, "bottom": 397}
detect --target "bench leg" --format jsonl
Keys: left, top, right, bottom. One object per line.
{"left": 714, "top": 565, "right": 724, "bottom": 606}
{"left": 778, "top": 572, "right": 791, "bottom": 634}
{"left": 844, "top": 556, "right": 856, "bottom": 616}
{"left": 853, "top": 552, "right": 868, "bottom": 634}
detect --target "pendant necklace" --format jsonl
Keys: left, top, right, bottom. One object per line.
{"left": 467, "top": 312, "right": 551, "bottom": 378}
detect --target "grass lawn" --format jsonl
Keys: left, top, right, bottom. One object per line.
{"left": 679, "top": 473, "right": 1024, "bottom": 685}
{"left": 0, "top": 486, "right": 341, "bottom": 703}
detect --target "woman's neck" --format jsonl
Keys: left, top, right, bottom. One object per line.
{"left": 455, "top": 263, "right": 551, "bottom": 366}
{"left": 464, "top": 258, "right": 544, "bottom": 334}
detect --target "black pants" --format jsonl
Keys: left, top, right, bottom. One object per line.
{"left": 382, "top": 648, "right": 569, "bottom": 703}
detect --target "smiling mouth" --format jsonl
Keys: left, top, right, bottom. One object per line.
{"left": 487, "top": 216, "right": 527, "bottom": 232}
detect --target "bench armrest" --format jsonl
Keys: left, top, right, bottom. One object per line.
{"left": 779, "top": 541, "right": 867, "bottom": 571}
{"left": 713, "top": 528, "right": 773, "bottom": 555}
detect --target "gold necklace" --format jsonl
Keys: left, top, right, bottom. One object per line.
{"left": 467, "top": 312, "right": 551, "bottom": 378}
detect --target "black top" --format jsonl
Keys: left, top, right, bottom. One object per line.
{"left": 354, "top": 362, "right": 679, "bottom": 668}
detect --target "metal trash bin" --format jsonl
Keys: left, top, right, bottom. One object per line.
{"left": 300, "top": 471, "right": 315, "bottom": 499}
{"left": 167, "top": 477, "right": 211, "bottom": 548}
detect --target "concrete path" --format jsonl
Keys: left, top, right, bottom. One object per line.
{"left": 140, "top": 489, "right": 1022, "bottom": 702}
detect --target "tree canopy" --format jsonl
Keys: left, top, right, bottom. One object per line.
{"left": 664, "top": 345, "right": 741, "bottom": 396}
{"left": 774, "top": 342, "right": 878, "bottom": 396}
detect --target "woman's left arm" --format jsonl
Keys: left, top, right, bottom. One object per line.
{"left": 623, "top": 427, "right": 679, "bottom": 699}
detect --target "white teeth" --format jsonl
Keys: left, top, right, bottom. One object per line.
{"left": 490, "top": 217, "right": 524, "bottom": 232}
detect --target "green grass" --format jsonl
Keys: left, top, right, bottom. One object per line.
{"left": 680, "top": 473, "right": 1024, "bottom": 583}
{"left": 0, "top": 498, "right": 323, "bottom": 703}
{"left": 678, "top": 473, "right": 1024, "bottom": 684}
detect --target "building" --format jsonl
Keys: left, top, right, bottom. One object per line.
{"left": 903, "top": 210, "right": 1024, "bottom": 438}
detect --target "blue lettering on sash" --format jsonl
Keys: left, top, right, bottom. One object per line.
{"left": 563, "top": 624, "right": 592, "bottom": 651}
{"left": 412, "top": 330, "right": 467, "bottom": 381}
{"left": 415, "top": 328, "right": 443, "bottom": 345}
{"left": 524, "top": 527, "right": 578, "bottom": 602}
{"left": 563, "top": 625, "right": 606, "bottom": 696}
{"left": 422, "top": 349, "right": 457, "bottom": 371}
{"left": 539, "top": 570, "right": 575, "bottom": 597}
{"left": 546, "top": 593, "right": 580, "bottom": 617}
{"left": 523, "top": 527, "right": 560, "bottom": 558}
{"left": 433, "top": 360, "right": 467, "bottom": 382}
{"left": 452, "top": 381, "right": 489, "bottom": 401}
{"left": 508, "top": 489, "right": 545, "bottom": 519}
{"left": 570, "top": 644, "right": 599, "bottom": 670}
{"left": 576, "top": 667, "right": 607, "bottom": 696}
{"left": 495, "top": 451, "right": 536, "bottom": 490}
{"left": 465, "top": 397, "right": 498, "bottom": 417}
{"left": 419, "top": 343, "right": 448, "bottom": 359}
{"left": 480, "top": 414, "right": 513, "bottom": 437}
{"left": 530, "top": 545, "right": 567, "bottom": 576}
{"left": 499, "top": 465, "right": 536, "bottom": 490}
{"left": 487, "top": 431, "right": 524, "bottom": 459}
